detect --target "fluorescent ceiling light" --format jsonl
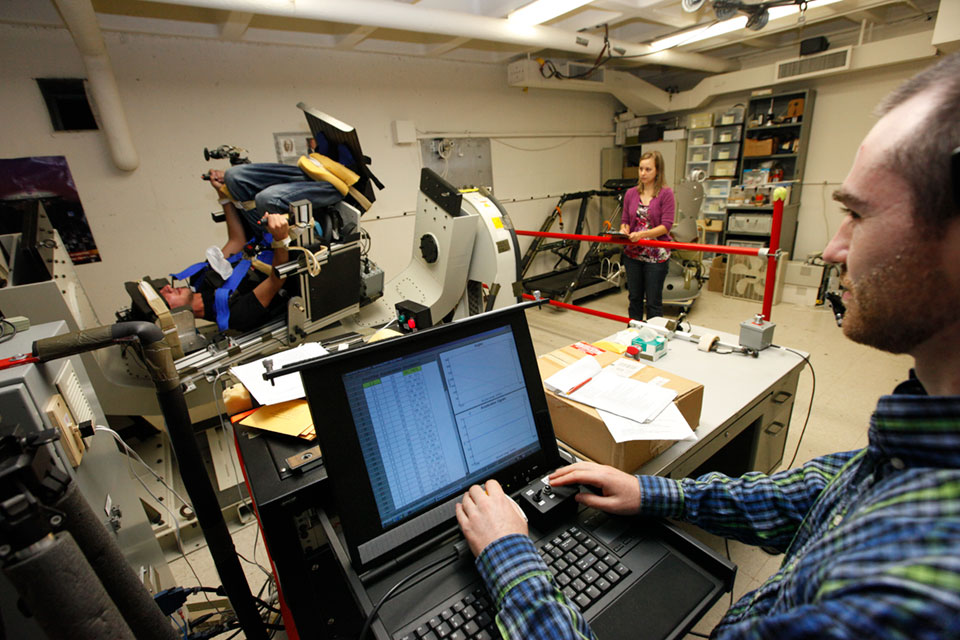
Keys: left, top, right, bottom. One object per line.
{"left": 650, "top": 16, "right": 747, "bottom": 52}
{"left": 768, "top": 0, "right": 843, "bottom": 20}
{"left": 649, "top": 0, "right": 843, "bottom": 52}
{"left": 508, "top": 0, "right": 594, "bottom": 26}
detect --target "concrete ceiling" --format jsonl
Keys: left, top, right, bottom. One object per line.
{"left": 1, "top": 0, "right": 943, "bottom": 90}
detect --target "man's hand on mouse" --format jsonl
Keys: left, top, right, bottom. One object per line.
{"left": 456, "top": 479, "right": 528, "bottom": 557}
{"left": 549, "top": 462, "right": 642, "bottom": 516}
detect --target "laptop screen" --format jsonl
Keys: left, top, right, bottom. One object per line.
{"left": 301, "top": 305, "right": 559, "bottom": 571}
{"left": 343, "top": 324, "right": 540, "bottom": 529}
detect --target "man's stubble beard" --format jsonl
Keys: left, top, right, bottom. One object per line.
{"left": 841, "top": 250, "right": 959, "bottom": 354}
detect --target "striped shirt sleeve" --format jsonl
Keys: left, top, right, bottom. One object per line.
{"left": 639, "top": 451, "right": 859, "bottom": 552}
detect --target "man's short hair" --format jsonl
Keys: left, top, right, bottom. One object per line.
{"left": 876, "top": 52, "right": 960, "bottom": 228}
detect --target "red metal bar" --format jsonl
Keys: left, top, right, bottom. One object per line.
{"left": 761, "top": 195, "right": 785, "bottom": 321}
{"left": 514, "top": 230, "right": 763, "bottom": 257}
{"left": 522, "top": 294, "right": 631, "bottom": 324}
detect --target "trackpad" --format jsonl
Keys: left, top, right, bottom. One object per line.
{"left": 590, "top": 555, "right": 714, "bottom": 639}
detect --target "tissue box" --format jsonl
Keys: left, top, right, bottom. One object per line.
{"left": 537, "top": 345, "right": 704, "bottom": 472}
{"left": 631, "top": 335, "right": 666, "bottom": 361}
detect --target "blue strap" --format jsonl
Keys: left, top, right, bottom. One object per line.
{"left": 170, "top": 260, "right": 208, "bottom": 282}
{"left": 170, "top": 251, "right": 245, "bottom": 283}
{"left": 215, "top": 259, "right": 251, "bottom": 331}
{"left": 212, "top": 250, "right": 274, "bottom": 331}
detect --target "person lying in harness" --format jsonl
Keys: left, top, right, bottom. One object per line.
{"left": 158, "top": 151, "right": 367, "bottom": 332}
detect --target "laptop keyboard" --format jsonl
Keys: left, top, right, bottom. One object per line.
{"left": 396, "top": 526, "right": 630, "bottom": 640}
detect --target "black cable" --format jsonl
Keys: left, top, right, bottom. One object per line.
{"left": 539, "top": 24, "right": 612, "bottom": 80}
{"left": 775, "top": 346, "right": 816, "bottom": 470}
{"left": 358, "top": 547, "right": 461, "bottom": 640}
{"left": 0, "top": 319, "right": 17, "bottom": 345}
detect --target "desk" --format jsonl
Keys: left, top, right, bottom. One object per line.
{"left": 632, "top": 324, "right": 806, "bottom": 479}
{"left": 235, "top": 323, "right": 803, "bottom": 638}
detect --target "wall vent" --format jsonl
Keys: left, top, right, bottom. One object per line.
{"left": 775, "top": 47, "right": 851, "bottom": 82}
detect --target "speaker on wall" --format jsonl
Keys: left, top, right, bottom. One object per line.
{"left": 800, "top": 36, "right": 830, "bottom": 57}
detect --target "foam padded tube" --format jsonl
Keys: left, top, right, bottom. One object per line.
{"left": 698, "top": 333, "right": 719, "bottom": 352}
{"left": 55, "top": 484, "right": 178, "bottom": 640}
{"left": 3, "top": 533, "right": 136, "bottom": 640}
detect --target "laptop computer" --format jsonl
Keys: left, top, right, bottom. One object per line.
{"left": 299, "top": 304, "right": 734, "bottom": 639}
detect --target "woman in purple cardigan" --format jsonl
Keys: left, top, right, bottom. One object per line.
{"left": 619, "top": 150, "right": 675, "bottom": 321}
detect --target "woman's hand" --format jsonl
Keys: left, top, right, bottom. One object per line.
{"left": 549, "top": 462, "right": 642, "bottom": 516}
{"left": 628, "top": 231, "right": 645, "bottom": 243}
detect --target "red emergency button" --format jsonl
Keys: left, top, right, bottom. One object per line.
{"left": 407, "top": 318, "right": 416, "bottom": 330}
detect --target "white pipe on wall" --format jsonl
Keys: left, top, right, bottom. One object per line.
{"left": 135, "top": 0, "right": 737, "bottom": 74}
{"left": 53, "top": 0, "right": 139, "bottom": 172}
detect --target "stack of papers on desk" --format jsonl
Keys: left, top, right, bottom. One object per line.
{"left": 544, "top": 355, "right": 696, "bottom": 443}
{"left": 230, "top": 342, "right": 329, "bottom": 406}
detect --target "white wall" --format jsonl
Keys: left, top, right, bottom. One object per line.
{"left": 0, "top": 23, "right": 619, "bottom": 320}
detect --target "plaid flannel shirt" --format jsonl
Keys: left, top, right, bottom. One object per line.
{"left": 475, "top": 376, "right": 960, "bottom": 639}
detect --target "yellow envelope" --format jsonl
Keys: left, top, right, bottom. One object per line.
{"left": 239, "top": 399, "right": 314, "bottom": 439}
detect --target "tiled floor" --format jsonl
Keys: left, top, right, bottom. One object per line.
{"left": 169, "top": 286, "right": 913, "bottom": 639}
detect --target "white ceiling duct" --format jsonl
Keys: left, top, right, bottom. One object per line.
{"left": 52, "top": 0, "right": 139, "bottom": 172}
{"left": 133, "top": 0, "right": 738, "bottom": 74}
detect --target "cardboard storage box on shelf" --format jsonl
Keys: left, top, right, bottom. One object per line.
{"left": 537, "top": 344, "right": 704, "bottom": 472}
{"left": 708, "top": 256, "right": 726, "bottom": 292}
{"left": 743, "top": 137, "right": 777, "bottom": 157}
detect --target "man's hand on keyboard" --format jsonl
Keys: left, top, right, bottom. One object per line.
{"left": 456, "top": 479, "right": 529, "bottom": 557}
{"left": 549, "top": 462, "right": 642, "bottom": 516}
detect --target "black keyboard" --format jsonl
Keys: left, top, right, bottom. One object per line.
{"left": 538, "top": 525, "right": 632, "bottom": 613}
{"left": 396, "top": 526, "right": 630, "bottom": 640}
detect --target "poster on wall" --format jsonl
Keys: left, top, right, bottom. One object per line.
{"left": 0, "top": 156, "right": 101, "bottom": 264}
{"left": 273, "top": 131, "right": 316, "bottom": 165}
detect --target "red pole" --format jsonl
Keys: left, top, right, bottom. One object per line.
{"left": 521, "top": 293, "right": 631, "bottom": 323}
{"left": 760, "top": 191, "right": 786, "bottom": 321}
{"left": 514, "top": 230, "right": 763, "bottom": 257}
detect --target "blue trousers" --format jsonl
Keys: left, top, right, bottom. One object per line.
{"left": 224, "top": 163, "right": 343, "bottom": 237}
{"left": 623, "top": 256, "right": 669, "bottom": 321}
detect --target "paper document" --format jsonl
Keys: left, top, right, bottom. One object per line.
{"left": 598, "top": 403, "right": 696, "bottom": 443}
{"left": 544, "top": 355, "right": 602, "bottom": 395}
{"left": 230, "top": 342, "right": 329, "bottom": 406}
{"left": 567, "top": 369, "right": 677, "bottom": 423}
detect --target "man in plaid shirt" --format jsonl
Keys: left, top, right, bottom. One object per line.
{"left": 456, "top": 52, "right": 960, "bottom": 639}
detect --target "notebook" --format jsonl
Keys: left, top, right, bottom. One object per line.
{"left": 299, "top": 305, "right": 732, "bottom": 639}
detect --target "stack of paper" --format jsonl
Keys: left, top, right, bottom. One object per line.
{"left": 543, "top": 355, "right": 696, "bottom": 443}
{"left": 230, "top": 342, "right": 329, "bottom": 406}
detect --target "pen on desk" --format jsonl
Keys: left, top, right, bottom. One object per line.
{"left": 567, "top": 377, "right": 592, "bottom": 394}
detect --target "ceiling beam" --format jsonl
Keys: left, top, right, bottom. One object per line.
{"left": 219, "top": 10, "right": 252, "bottom": 41}
{"left": 134, "top": 0, "right": 737, "bottom": 73}
{"left": 338, "top": 24, "right": 378, "bottom": 49}
{"left": 425, "top": 36, "right": 471, "bottom": 57}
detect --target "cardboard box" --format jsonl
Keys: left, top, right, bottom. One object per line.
{"left": 743, "top": 137, "right": 777, "bottom": 157}
{"left": 781, "top": 283, "right": 818, "bottom": 306}
{"left": 784, "top": 261, "right": 824, "bottom": 288}
{"left": 537, "top": 345, "right": 704, "bottom": 472}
